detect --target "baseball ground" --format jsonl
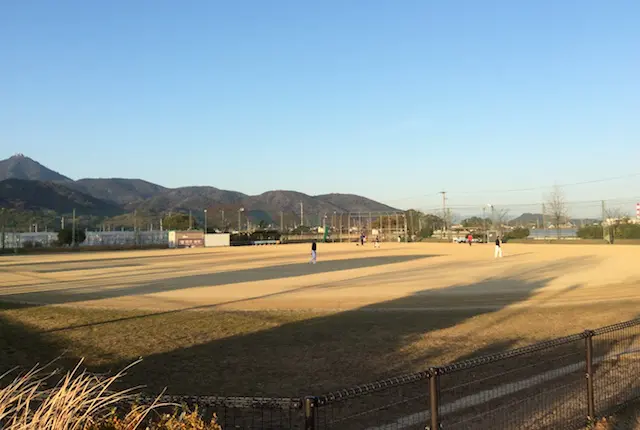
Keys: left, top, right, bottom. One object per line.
{"left": 1, "top": 242, "right": 639, "bottom": 395}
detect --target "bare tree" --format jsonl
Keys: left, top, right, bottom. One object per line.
{"left": 604, "top": 207, "right": 627, "bottom": 242}
{"left": 545, "top": 185, "right": 569, "bottom": 239}
{"left": 493, "top": 208, "right": 510, "bottom": 235}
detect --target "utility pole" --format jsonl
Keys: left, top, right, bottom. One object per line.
{"left": 189, "top": 210, "right": 193, "bottom": 230}
{"left": 439, "top": 191, "right": 447, "bottom": 237}
{"left": 71, "top": 208, "right": 76, "bottom": 247}
{"left": 602, "top": 200, "right": 607, "bottom": 243}
{"left": 204, "top": 209, "right": 208, "bottom": 234}
{"left": 300, "top": 202, "right": 304, "bottom": 227}
{"left": 280, "top": 211, "right": 284, "bottom": 232}
{"left": 220, "top": 209, "right": 225, "bottom": 231}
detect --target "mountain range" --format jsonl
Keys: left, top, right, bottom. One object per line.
{"left": 0, "top": 154, "right": 398, "bottom": 225}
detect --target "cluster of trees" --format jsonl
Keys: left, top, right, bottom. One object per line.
{"left": 162, "top": 213, "right": 198, "bottom": 231}
{"left": 578, "top": 222, "right": 640, "bottom": 240}
{"left": 504, "top": 227, "right": 530, "bottom": 241}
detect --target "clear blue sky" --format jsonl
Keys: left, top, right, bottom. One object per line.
{"left": 1, "top": 0, "right": 639, "bottom": 214}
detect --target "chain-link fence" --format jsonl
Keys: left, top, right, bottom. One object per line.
{"left": 155, "top": 318, "right": 640, "bottom": 430}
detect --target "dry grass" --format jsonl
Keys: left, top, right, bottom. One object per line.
{"left": 592, "top": 403, "right": 640, "bottom": 430}
{"left": 0, "top": 358, "right": 221, "bottom": 430}
{"left": 1, "top": 301, "right": 639, "bottom": 397}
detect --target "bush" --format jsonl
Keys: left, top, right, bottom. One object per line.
{"left": 577, "top": 225, "right": 604, "bottom": 239}
{"left": 58, "top": 227, "right": 87, "bottom": 246}
{"left": 249, "top": 229, "right": 281, "bottom": 241}
{"left": 418, "top": 227, "right": 434, "bottom": 238}
{"left": 616, "top": 224, "right": 640, "bottom": 239}
{"left": 504, "top": 227, "right": 530, "bottom": 240}
{"left": 578, "top": 223, "right": 640, "bottom": 240}
{"left": 0, "top": 359, "right": 221, "bottom": 430}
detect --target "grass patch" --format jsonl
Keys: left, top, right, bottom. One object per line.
{"left": 1, "top": 301, "right": 638, "bottom": 397}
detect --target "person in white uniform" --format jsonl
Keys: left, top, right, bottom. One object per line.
{"left": 494, "top": 236, "right": 503, "bottom": 258}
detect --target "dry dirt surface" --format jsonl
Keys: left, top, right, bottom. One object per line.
{"left": 1, "top": 242, "right": 640, "bottom": 313}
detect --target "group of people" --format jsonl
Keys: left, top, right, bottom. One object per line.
{"left": 308, "top": 233, "right": 382, "bottom": 264}
{"left": 466, "top": 233, "right": 503, "bottom": 258}
{"left": 309, "top": 234, "right": 504, "bottom": 264}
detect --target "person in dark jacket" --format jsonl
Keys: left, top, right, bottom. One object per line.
{"left": 310, "top": 240, "right": 317, "bottom": 264}
{"left": 494, "top": 236, "right": 503, "bottom": 258}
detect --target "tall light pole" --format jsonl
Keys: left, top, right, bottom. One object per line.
{"left": 204, "top": 209, "right": 208, "bottom": 234}
{"left": 71, "top": 208, "right": 76, "bottom": 247}
{"left": 323, "top": 214, "right": 327, "bottom": 242}
{"left": 482, "top": 206, "right": 487, "bottom": 243}
{"left": 238, "top": 208, "right": 244, "bottom": 232}
{"left": 220, "top": 209, "right": 225, "bottom": 231}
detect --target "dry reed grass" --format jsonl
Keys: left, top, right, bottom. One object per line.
{"left": 0, "top": 359, "right": 221, "bottom": 430}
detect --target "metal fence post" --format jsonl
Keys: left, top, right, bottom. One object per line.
{"left": 304, "top": 396, "right": 316, "bottom": 430}
{"left": 429, "top": 367, "right": 440, "bottom": 430}
{"left": 585, "top": 330, "right": 595, "bottom": 420}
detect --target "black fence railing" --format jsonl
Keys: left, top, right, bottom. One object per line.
{"left": 158, "top": 318, "right": 640, "bottom": 429}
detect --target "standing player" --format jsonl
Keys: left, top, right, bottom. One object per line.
{"left": 467, "top": 233, "right": 473, "bottom": 246}
{"left": 374, "top": 235, "right": 380, "bottom": 248}
{"left": 310, "top": 240, "right": 317, "bottom": 264}
{"left": 494, "top": 236, "right": 503, "bottom": 258}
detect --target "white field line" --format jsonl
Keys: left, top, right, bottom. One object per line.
{"left": 364, "top": 349, "right": 640, "bottom": 430}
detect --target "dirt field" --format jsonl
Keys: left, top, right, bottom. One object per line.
{"left": 1, "top": 242, "right": 640, "bottom": 396}
{"left": 2, "top": 242, "right": 640, "bottom": 311}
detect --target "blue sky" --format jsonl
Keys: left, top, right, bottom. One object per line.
{"left": 1, "top": 0, "right": 639, "bottom": 214}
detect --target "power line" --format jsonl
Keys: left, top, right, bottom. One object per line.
{"left": 385, "top": 172, "right": 640, "bottom": 203}
{"left": 414, "top": 196, "right": 640, "bottom": 213}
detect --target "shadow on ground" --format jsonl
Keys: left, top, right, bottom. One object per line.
{"left": 77, "top": 255, "right": 597, "bottom": 396}
{"left": 2, "top": 254, "right": 437, "bottom": 305}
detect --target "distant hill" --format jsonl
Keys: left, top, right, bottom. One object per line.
{"left": 0, "top": 179, "right": 122, "bottom": 215}
{"left": 125, "top": 186, "right": 248, "bottom": 213}
{"left": 69, "top": 178, "right": 168, "bottom": 205}
{"left": 315, "top": 193, "right": 397, "bottom": 212}
{"left": 510, "top": 213, "right": 544, "bottom": 226}
{"left": 0, "top": 155, "right": 399, "bottom": 224}
{"left": 0, "top": 154, "right": 71, "bottom": 182}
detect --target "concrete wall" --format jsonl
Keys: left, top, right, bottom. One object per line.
{"left": 205, "top": 233, "right": 230, "bottom": 247}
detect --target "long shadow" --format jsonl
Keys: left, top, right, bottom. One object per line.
{"left": 5, "top": 253, "right": 638, "bottom": 429}
{"left": 0, "top": 302, "right": 76, "bottom": 375}
{"left": 89, "top": 256, "right": 599, "bottom": 398}
{"left": 0, "top": 251, "right": 189, "bottom": 268}
{"left": 2, "top": 255, "right": 437, "bottom": 305}
{"left": 0, "top": 246, "right": 376, "bottom": 269}
{"left": 33, "top": 263, "right": 145, "bottom": 273}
